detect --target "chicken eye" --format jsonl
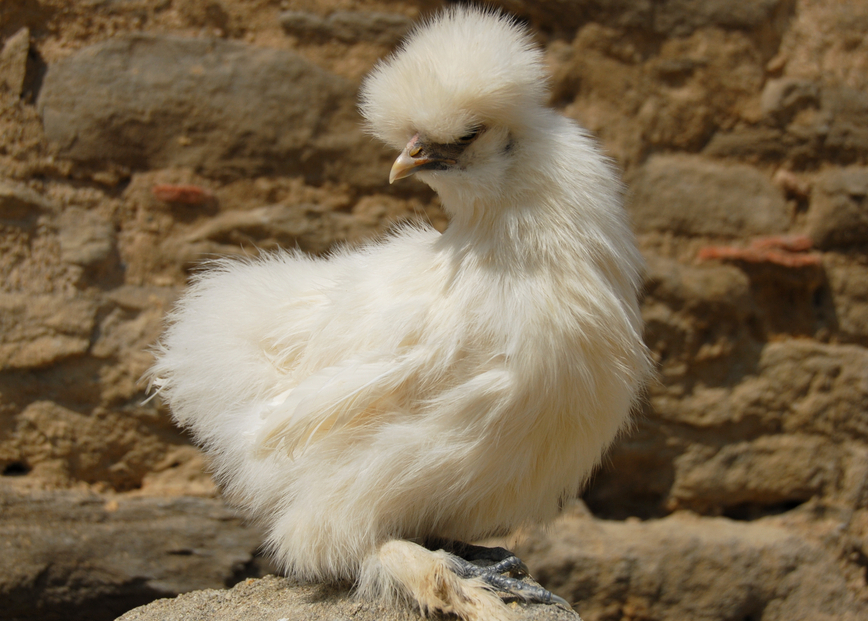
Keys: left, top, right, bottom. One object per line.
{"left": 456, "top": 127, "right": 482, "bottom": 144}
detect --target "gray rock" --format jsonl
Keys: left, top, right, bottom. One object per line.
{"left": 280, "top": 10, "right": 413, "bottom": 45}
{"left": 761, "top": 77, "right": 820, "bottom": 124}
{"left": 116, "top": 574, "right": 582, "bottom": 621}
{"left": 825, "top": 258, "right": 868, "bottom": 344}
{"left": 103, "top": 284, "right": 179, "bottom": 312}
{"left": 807, "top": 166, "right": 868, "bottom": 248}
{"left": 641, "top": 254, "right": 756, "bottom": 373}
{"left": 702, "top": 125, "right": 796, "bottom": 161}
{"left": 626, "top": 155, "right": 790, "bottom": 237}
{"left": 495, "top": 0, "right": 654, "bottom": 32}
{"left": 0, "top": 487, "right": 272, "bottom": 621}
{"left": 58, "top": 207, "right": 116, "bottom": 266}
{"left": 822, "top": 86, "right": 868, "bottom": 160}
{"left": 37, "top": 35, "right": 391, "bottom": 185}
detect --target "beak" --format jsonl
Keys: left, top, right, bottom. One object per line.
{"left": 389, "top": 134, "right": 457, "bottom": 184}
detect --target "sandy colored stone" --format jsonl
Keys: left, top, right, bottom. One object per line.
{"left": 497, "top": 0, "right": 783, "bottom": 35}
{"left": 0, "top": 293, "right": 97, "bottom": 369}
{"left": 0, "top": 27, "right": 29, "bottom": 102}
{"left": 626, "top": 155, "right": 789, "bottom": 237}
{"left": 669, "top": 434, "right": 842, "bottom": 513}
{"left": 1, "top": 401, "right": 170, "bottom": 489}
{"left": 650, "top": 339, "right": 868, "bottom": 439}
{"left": 117, "top": 573, "right": 582, "bottom": 621}
{"left": 0, "top": 487, "right": 272, "bottom": 621}
{"left": 0, "top": 178, "right": 56, "bottom": 226}
{"left": 705, "top": 83, "right": 868, "bottom": 165}
{"left": 513, "top": 504, "right": 868, "bottom": 621}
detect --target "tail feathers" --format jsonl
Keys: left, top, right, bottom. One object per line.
{"left": 358, "top": 540, "right": 516, "bottom": 621}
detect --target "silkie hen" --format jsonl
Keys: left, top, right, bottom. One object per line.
{"left": 149, "top": 6, "right": 651, "bottom": 620}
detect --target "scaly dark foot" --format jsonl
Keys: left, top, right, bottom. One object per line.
{"left": 425, "top": 539, "right": 571, "bottom": 609}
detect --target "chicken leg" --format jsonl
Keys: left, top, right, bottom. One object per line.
{"left": 430, "top": 539, "right": 571, "bottom": 608}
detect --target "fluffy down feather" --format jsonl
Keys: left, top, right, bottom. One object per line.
{"left": 149, "top": 6, "right": 651, "bottom": 620}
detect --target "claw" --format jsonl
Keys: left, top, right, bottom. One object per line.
{"left": 427, "top": 540, "right": 571, "bottom": 610}
{"left": 450, "top": 556, "right": 571, "bottom": 608}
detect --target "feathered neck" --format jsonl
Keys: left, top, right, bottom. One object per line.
{"left": 431, "top": 114, "right": 644, "bottom": 304}
{"left": 429, "top": 118, "right": 569, "bottom": 271}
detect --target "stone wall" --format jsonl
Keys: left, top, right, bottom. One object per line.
{"left": 1, "top": 1, "right": 866, "bottom": 620}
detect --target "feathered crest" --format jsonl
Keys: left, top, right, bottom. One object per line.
{"left": 359, "top": 5, "right": 547, "bottom": 149}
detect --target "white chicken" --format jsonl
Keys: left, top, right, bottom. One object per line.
{"left": 149, "top": 6, "right": 651, "bottom": 620}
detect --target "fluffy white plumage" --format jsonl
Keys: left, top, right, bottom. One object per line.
{"left": 149, "top": 6, "right": 651, "bottom": 620}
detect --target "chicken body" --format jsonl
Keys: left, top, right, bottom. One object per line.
{"left": 150, "top": 7, "right": 650, "bottom": 620}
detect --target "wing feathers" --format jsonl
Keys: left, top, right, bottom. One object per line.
{"left": 253, "top": 356, "right": 415, "bottom": 458}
